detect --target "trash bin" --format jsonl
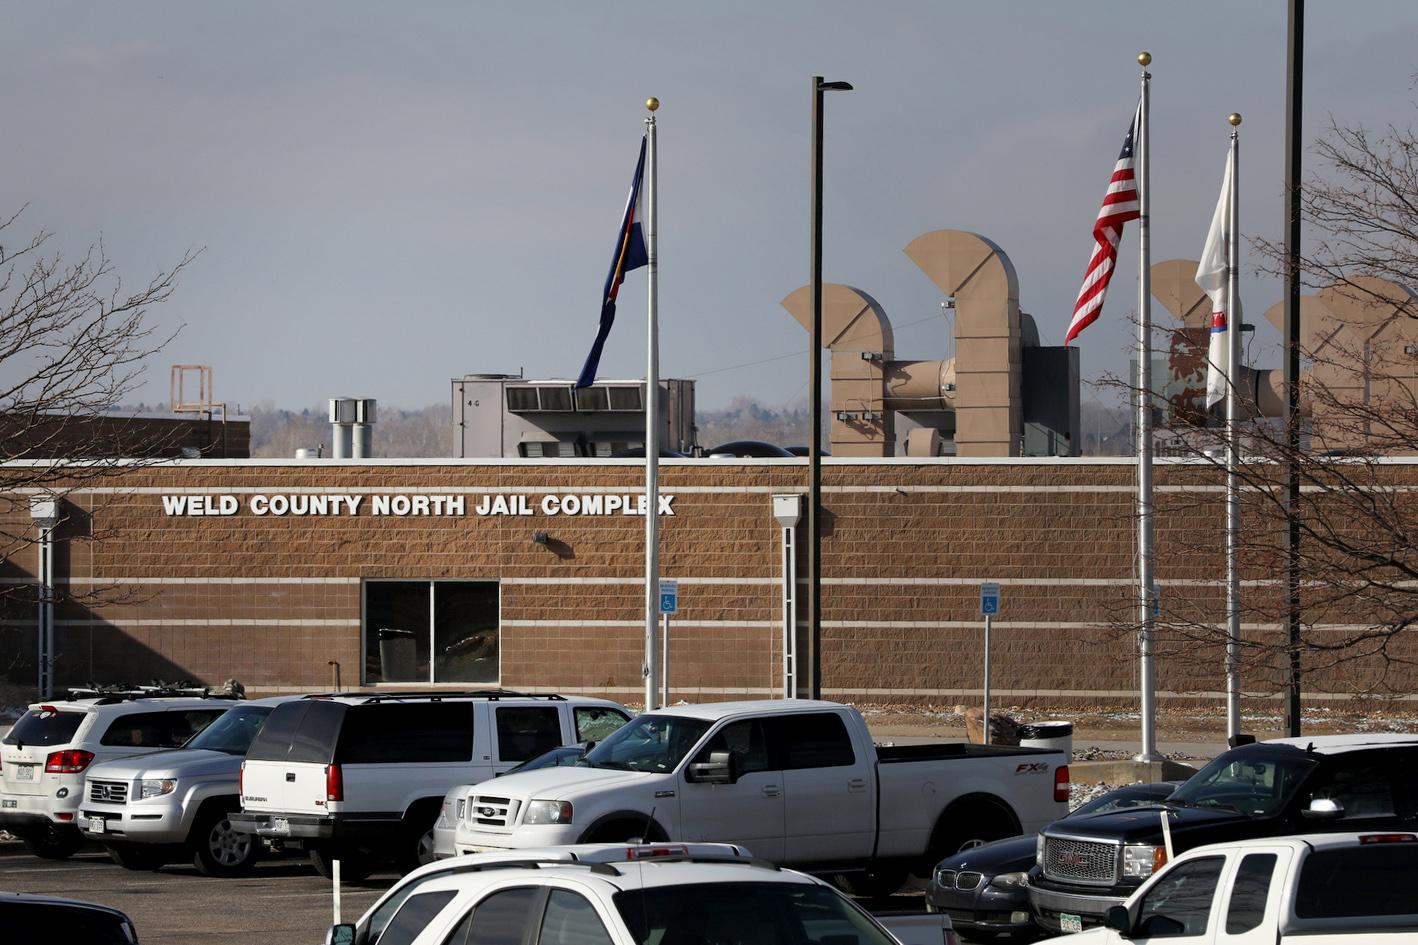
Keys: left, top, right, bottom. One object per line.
{"left": 1019, "top": 720, "right": 1073, "bottom": 758}
{"left": 377, "top": 628, "right": 418, "bottom": 682}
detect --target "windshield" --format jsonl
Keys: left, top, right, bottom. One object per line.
{"left": 583, "top": 715, "right": 711, "bottom": 773}
{"left": 183, "top": 704, "right": 275, "bottom": 755}
{"left": 1167, "top": 748, "right": 1318, "bottom": 817}
{"left": 616, "top": 881, "right": 898, "bottom": 945}
{"left": 1071, "top": 785, "right": 1175, "bottom": 819}
{"left": 506, "top": 746, "right": 586, "bottom": 775}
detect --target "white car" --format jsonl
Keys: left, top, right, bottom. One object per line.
{"left": 451, "top": 699, "right": 1069, "bottom": 896}
{"left": 231, "top": 690, "right": 631, "bottom": 879}
{"left": 0, "top": 687, "right": 234, "bottom": 859}
{"left": 78, "top": 695, "right": 304, "bottom": 875}
{"left": 326, "top": 843, "right": 960, "bottom": 945}
{"left": 1038, "top": 831, "right": 1418, "bottom": 945}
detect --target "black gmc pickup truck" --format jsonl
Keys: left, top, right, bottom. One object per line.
{"left": 1027, "top": 734, "right": 1418, "bottom": 934}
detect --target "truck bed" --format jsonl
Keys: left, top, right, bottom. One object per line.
{"left": 875, "top": 742, "right": 1060, "bottom": 763}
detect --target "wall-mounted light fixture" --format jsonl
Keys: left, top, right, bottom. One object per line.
{"left": 532, "top": 531, "right": 549, "bottom": 545}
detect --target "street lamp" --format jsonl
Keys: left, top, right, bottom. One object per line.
{"left": 808, "top": 75, "right": 852, "bottom": 700}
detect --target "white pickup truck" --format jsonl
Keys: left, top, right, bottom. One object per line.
{"left": 450, "top": 699, "right": 1069, "bottom": 895}
{"left": 1042, "top": 831, "right": 1418, "bottom": 945}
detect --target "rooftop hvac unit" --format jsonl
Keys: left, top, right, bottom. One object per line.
{"left": 574, "top": 387, "right": 610, "bottom": 412}
{"left": 607, "top": 385, "right": 643, "bottom": 411}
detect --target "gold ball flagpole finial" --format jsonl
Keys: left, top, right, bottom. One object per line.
{"left": 1228, "top": 112, "right": 1242, "bottom": 126}
{"left": 646, "top": 97, "right": 660, "bottom": 112}
{"left": 1137, "top": 51, "right": 1151, "bottom": 67}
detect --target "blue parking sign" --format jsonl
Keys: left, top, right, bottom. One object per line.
{"left": 658, "top": 579, "right": 678, "bottom": 615}
{"left": 980, "top": 582, "right": 1000, "bottom": 616}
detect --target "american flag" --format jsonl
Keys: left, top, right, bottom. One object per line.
{"left": 1064, "top": 109, "right": 1142, "bottom": 345}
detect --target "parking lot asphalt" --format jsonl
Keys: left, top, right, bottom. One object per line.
{"left": 0, "top": 846, "right": 388, "bottom": 945}
{"left": 0, "top": 845, "right": 949, "bottom": 945}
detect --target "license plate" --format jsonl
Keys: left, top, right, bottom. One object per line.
{"left": 88, "top": 816, "right": 106, "bottom": 834}
{"left": 269, "top": 817, "right": 290, "bottom": 836}
{"left": 1060, "top": 913, "right": 1084, "bottom": 934}
{"left": 1, "top": 799, "right": 16, "bottom": 809}
{"left": 15, "top": 765, "right": 35, "bottom": 782}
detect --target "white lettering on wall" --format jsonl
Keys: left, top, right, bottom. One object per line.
{"left": 160, "top": 492, "right": 669, "bottom": 517}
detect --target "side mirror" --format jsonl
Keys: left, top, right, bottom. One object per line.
{"left": 687, "top": 750, "right": 738, "bottom": 784}
{"left": 1104, "top": 906, "right": 1131, "bottom": 936}
{"left": 1302, "top": 797, "right": 1344, "bottom": 820}
{"left": 325, "top": 924, "right": 356, "bottom": 945}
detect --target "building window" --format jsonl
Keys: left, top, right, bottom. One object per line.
{"left": 363, "top": 580, "right": 500, "bottom": 684}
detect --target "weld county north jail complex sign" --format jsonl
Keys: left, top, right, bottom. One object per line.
{"left": 160, "top": 493, "right": 677, "bottom": 517}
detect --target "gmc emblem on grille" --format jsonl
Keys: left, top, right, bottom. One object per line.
{"left": 1057, "top": 851, "right": 1088, "bottom": 867}
{"left": 478, "top": 807, "right": 496, "bottom": 817}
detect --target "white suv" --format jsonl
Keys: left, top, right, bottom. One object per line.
{"left": 0, "top": 688, "right": 234, "bottom": 858}
{"left": 231, "top": 690, "right": 631, "bottom": 879}
{"left": 328, "top": 843, "right": 959, "bottom": 945}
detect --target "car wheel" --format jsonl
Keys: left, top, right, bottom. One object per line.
{"left": 395, "top": 812, "right": 440, "bottom": 876}
{"left": 105, "top": 841, "right": 168, "bottom": 871}
{"left": 310, "top": 845, "right": 375, "bottom": 882}
{"left": 20, "top": 829, "right": 83, "bottom": 860}
{"left": 190, "top": 808, "right": 260, "bottom": 877}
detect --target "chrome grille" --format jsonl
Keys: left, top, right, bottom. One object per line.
{"left": 88, "top": 780, "right": 128, "bottom": 805}
{"left": 955, "top": 871, "right": 983, "bottom": 890}
{"left": 935, "top": 868, "right": 956, "bottom": 888}
{"left": 1043, "top": 837, "right": 1117, "bottom": 885}
{"left": 469, "top": 794, "right": 518, "bottom": 828}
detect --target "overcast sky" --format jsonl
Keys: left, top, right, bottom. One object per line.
{"left": 5, "top": 1, "right": 1418, "bottom": 413}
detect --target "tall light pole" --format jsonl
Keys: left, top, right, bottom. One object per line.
{"left": 1282, "top": 0, "right": 1305, "bottom": 739}
{"left": 808, "top": 76, "right": 852, "bottom": 699}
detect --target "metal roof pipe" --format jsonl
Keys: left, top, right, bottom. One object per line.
{"left": 352, "top": 399, "right": 377, "bottom": 459}
{"left": 329, "top": 398, "right": 357, "bottom": 459}
{"left": 885, "top": 358, "right": 956, "bottom": 411}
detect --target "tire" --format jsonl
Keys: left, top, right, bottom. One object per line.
{"left": 834, "top": 865, "right": 910, "bottom": 899}
{"left": 395, "top": 805, "right": 442, "bottom": 876}
{"left": 310, "top": 845, "right": 375, "bottom": 882}
{"left": 580, "top": 816, "right": 667, "bottom": 844}
{"left": 105, "top": 841, "right": 168, "bottom": 871}
{"left": 21, "top": 829, "right": 83, "bottom": 860}
{"left": 190, "top": 808, "right": 260, "bottom": 877}
{"left": 931, "top": 802, "right": 1019, "bottom": 859}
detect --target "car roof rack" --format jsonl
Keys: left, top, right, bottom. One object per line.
{"left": 431, "top": 857, "right": 623, "bottom": 879}
{"left": 65, "top": 684, "right": 239, "bottom": 704}
{"left": 626, "top": 853, "right": 780, "bottom": 872}
{"left": 300, "top": 689, "right": 567, "bottom": 704}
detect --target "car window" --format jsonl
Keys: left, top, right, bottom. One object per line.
{"left": 1305, "top": 756, "right": 1396, "bottom": 819}
{"left": 376, "top": 891, "right": 458, "bottom": 945}
{"left": 183, "top": 704, "right": 275, "bottom": 755}
{"left": 2, "top": 708, "right": 85, "bottom": 747}
{"left": 361, "top": 869, "right": 457, "bottom": 945}
{"left": 1224, "top": 853, "right": 1277, "bottom": 934}
{"left": 1071, "top": 787, "right": 1172, "bottom": 818}
{"left": 584, "top": 715, "right": 711, "bottom": 774}
{"left": 1295, "top": 844, "right": 1418, "bottom": 918}
{"left": 538, "top": 890, "right": 614, "bottom": 945}
{"left": 336, "top": 704, "right": 475, "bottom": 765}
{"left": 495, "top": 707, "right": 563, "bottom": 763}
{"left": 1134, "top": 855, "right": 1224, "bottom": 938}
{"left": 444, "top": 887, "right": 540, "bottom": 945}
{"left": 769, "top": 713, "right": 855, "bottom": 770}
{"left": 98, "top": 709, "right": 221, "bottom": 748}
{"left": 574, "top": 707, "right": 630, "bottom": 743}
{"left": 615, "top": 882, "right": 898, "bottom": 945}
{"left": 693, "top": 720, "right": 773, "bottom": 775}
{"left": 0, "top": 901, "right": 134, "bottom": 945}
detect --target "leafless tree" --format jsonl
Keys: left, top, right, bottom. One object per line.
{"left": 1103, "top": 111, "right": 1418, "bottom": 702}
{"left": 0, "top": 208, "right": 196, "bottom": 696}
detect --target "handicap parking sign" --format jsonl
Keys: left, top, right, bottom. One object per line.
{"left": 980, "top": 582, "right": 1000, "bottom": 616}
{"left": 658, "top": 579, "right": 678, "bottom": 615}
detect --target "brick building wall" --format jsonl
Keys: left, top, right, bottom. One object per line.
{"left": 0, "top": 458, "right": 1413, "bottom": 709}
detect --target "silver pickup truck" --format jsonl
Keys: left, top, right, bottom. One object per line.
{"left": 79, "top": 696, "right": 300, "bottom": 876}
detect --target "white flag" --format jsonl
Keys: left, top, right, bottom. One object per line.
{"left": 1196, "top": 148, "right": 1237, "bottom": 408}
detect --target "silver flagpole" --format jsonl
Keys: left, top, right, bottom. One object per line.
{"left": 644, "top": 97, "right": 661, "bottom": 712}
{"left": 1225, "top": 113, "right": 1242, "bottom": 741}
{"left": 1136, "top": 52, "right": 1160, "bottom": 763}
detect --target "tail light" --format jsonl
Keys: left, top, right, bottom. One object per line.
{"left": 238, "top": 761, "right": 244, "bottom": 797}
{"left": 45, "top": 749, "right": 94, "bottom": 774}
{"left": 1054, "top": 764, "right": 1070, "bottom": 803}
{"left": 325, "top": 764, "right": 343, "bottom": 802}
